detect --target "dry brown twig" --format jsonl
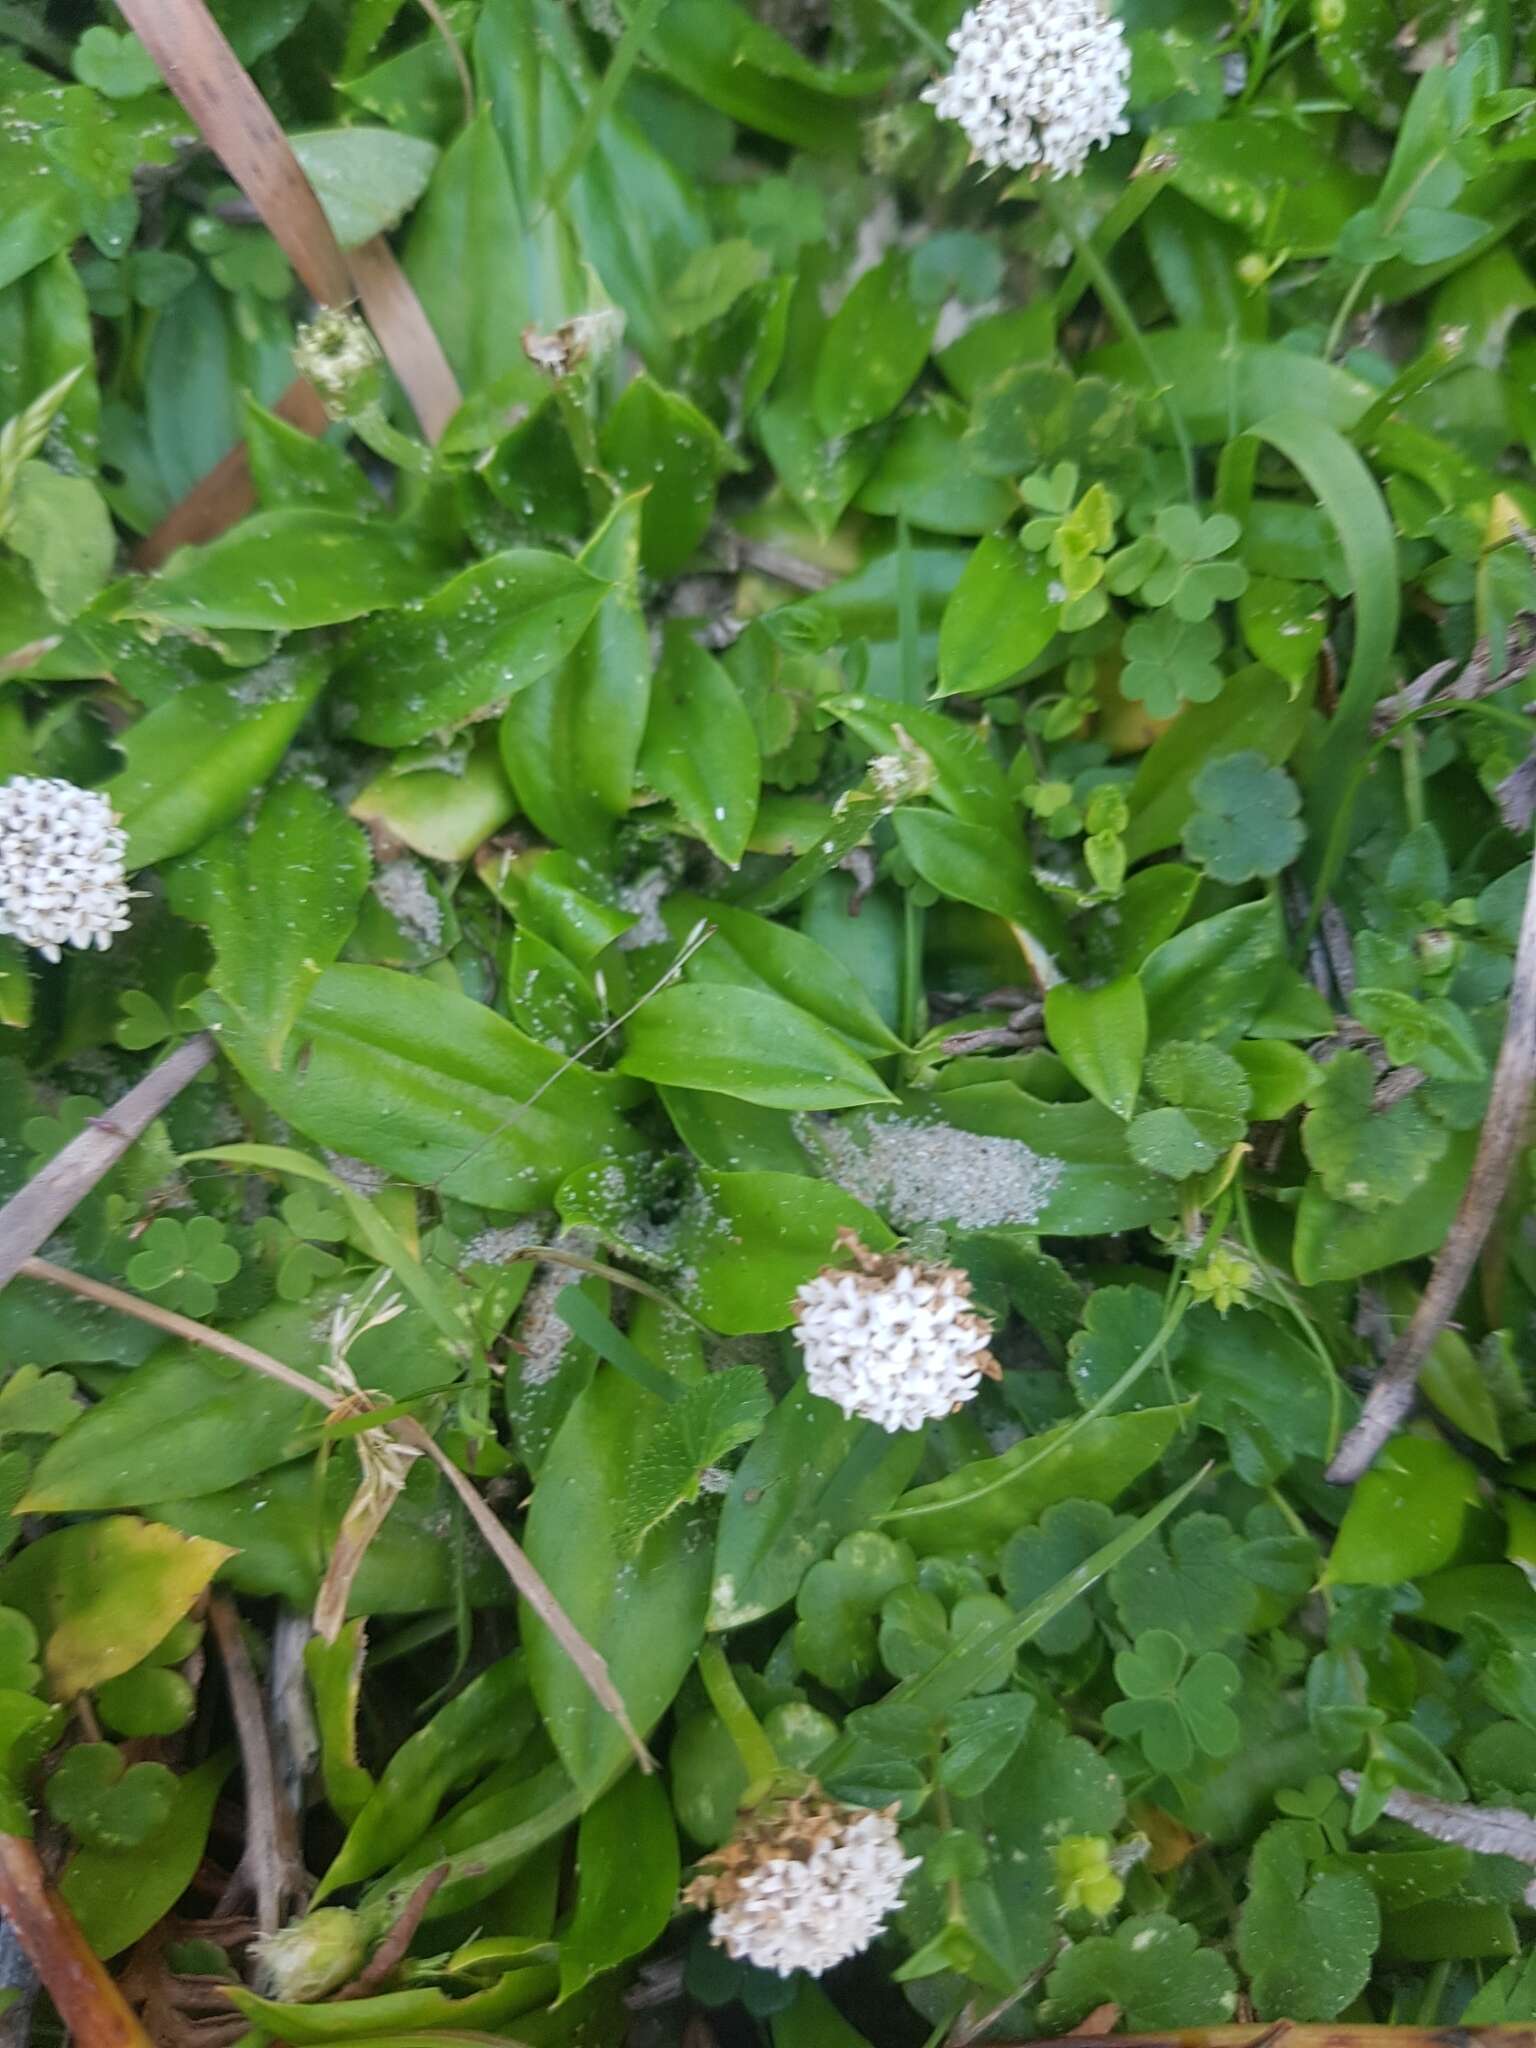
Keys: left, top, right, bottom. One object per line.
{"left": 1328, "top": 847, "right": 1536, "bottom": 1482}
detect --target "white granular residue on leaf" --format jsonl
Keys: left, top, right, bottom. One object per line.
{"left": 0, "top": 775, "right": 132, "bottom": 963}
{"left": 371, "top": 856, "right": 443, "bottom": 949}
{"left": 923, "top": 0, "right": 1132, "bottom": 180}
{"left": 487, "top": 1228, "right": 599, "bottom": 1388}
{"left": 685, "top": 1793, "right": 919, "bottom": 1978}
{"left": 803, "top": 1112, "right": 1062, "bottom": 1230}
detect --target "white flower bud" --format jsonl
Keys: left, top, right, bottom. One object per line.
{"left": 685, "top": 1792, "right": 918, "bottom": 1977}
{"left": 794, "top": 1233, "right": 999, "bottom": 1433}
{"left": 250, "top": 1907, "right": 368, "bottom": 2003}
{"left": 293, "top": 311, "right": 386, "bottom": 421}
{"left": 922, "top": 0, "right": 1132, "bottom": 181}
{"left": 0, "top": 776, "right": 132, "bottom": 963}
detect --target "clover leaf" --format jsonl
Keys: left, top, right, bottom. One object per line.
{"left": 1119, "top": 614, "right": 1224, "bottom": 719}
{"left": 1103, "top": 1628, "right": 1241, "bottom": 1773}
{"left": 124, "top": 1215, "right": 241, "bottom": 1317}
{"left": 1183, "top": 751, "right": 1306, "bottom": 883}
{"left": 1112, "top": 507, "right": 1249, "bottom": 622}
{"left": 1042, "top": 1913, "right": 1238, "bottom": 2030}
{"left": 1237, "top": 1820, "right": 1380, "bottom": 2020}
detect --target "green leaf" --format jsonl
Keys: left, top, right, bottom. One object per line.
{"left": 1110, "top": 1512, "right": 1261, "bottom": 1652}
{"left": 795, "top": 1531, "right": 918, "bottom": 1692}
{"left": 60, "top": 1752, "right": 231, "bottom": 1959}
{"left": 936, "top": 534, "right": 1059, "bottom": 698}
{"left": 711, "top": 1379, "right": 923, "bottom": 1629}
{"left": 1044, "top": 1913, "right": 1238, "bottom": 2030}
{"left": 1183, "top": 751, "right": 1306, "bottom": 883}
{"left": 1151, "top": 114, "right": 1374, "bottom": 257}
{"left": 1239, "top": 576, "right": 1328, "bottom": 690}
{"left": 619, "top": 1366, "right": 771, "bottom": 1549}
{"left": 132, "top": 509, "right": 433, "bottom": 631}
{"left": 1294, "top": 1123, "right": 1477, "bottom": 1285}
{"left": 8, "top": 464, "right": 114, "bottom": 621}
{"left": 1125, "top": 667, "right": 1312, "bottom": 862}
{"left": 1238, "top": 411, "right": 1399, "bottom": 826}
{"left": 1128, "top": 1041, "right": 1251, "bottom": 1178}
{"left": 1239, "top": 1821, "right": 1380, "bottom": 2020}
{"left": 21, "top": 1295, "right": 449, "bottom": 1511}
{"left": 1044, "top": 977, "right": 1146, "bottom": 1121}
{"left": 288, "top": 127, "right": 438, "bottom": 247}
{"left": 523, "top": 1347, "right": 712, "bottom": 1800}
{"left": 813, "top": 255, "right": 934, "bottom": 439}
{"left": 313, "top": 1655, "right": 535, "bottom": 1900}
{"left": 304, "top": 1622, "right": 373, "bottom": 1827}
{"left": 1325, "top": 1435, "right": 1480, "bottom": 1586}
{"left": 893, "top": 809, "right": 1064, "bottom": 959}
{"left": 1302, "top": 1048, "right": 1448, "bottom": 1209}
{"left": 350, "top": 730, "right": 516, "bottom": 864}
{"left": 169, "top": 780, "right": 369, "bottom": 1068}
{"left": 1141, "top": 899, "right": 1284, "bottom": 1046}
{"left": 665, "top": 895, "right": 901, "bottom": 1057}
{"left": 335, "top": 548, "right": 608, "bottom": 746}
{"left": 1120, "top": 614, "right": 1225, "bottom": 719}
{"left": 241, "top": 964, "right": 643, "bottom": 1211}
{"left": 44, "top": 1744, "right": 176, "bottom": 1851}
{"left": 500, "top": 494, "right": 650, "bottom": 860}
{"left": 0, "top": 1518, "right": 233, "bottom": 1698}
{"left": 880, "top": 1404, "right": 1189, "bottom": 1556}
{"left": 107, "top": 656, "right": 331, "bottom": 870}
{"left": 599, "top": 376, "right": 738, "bottom": 578}
{"left": 1350, "top": 988, "right": 1488, "bottom": 1081}
{"left": 618, "top": 985, "right": 894, "bottom": 1110}
{"left": 404, "top": 109, "right": 580, "bottom": 406}
{"left": 559, "top": 1768, "right": 678, "bottom": 2000}
{"left": 639, "top": 625, "right": 760, "bottom": 866}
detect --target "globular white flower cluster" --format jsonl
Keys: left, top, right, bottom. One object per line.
{"left": 794, "top": 1233, "right": 998, "bottom": 1433}
{"left": 923, "top": 0, "right": 1132, "bottom": 180}
{"left": 0, "top": 776, "right": 132, "bottom": 963}
{"left": 687, "top": 1794, "right": 919, "bottom": 1978}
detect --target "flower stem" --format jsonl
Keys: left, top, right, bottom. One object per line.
{"left": 697, "top": 1641, "right": 781, "bottom": 1789}
{"left": 1041, "top": 182, "right": 1199, "bottom": 509}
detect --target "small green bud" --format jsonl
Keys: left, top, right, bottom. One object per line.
{"left": 251, "top": 1907, "right": 367, "bottom": 2003}
{"left": 1188, "top": 1246, "right": 1258, "bottom": 1316}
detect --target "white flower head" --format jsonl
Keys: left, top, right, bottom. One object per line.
{"left": 685, "top": 1792, "right": 919, "bottom": 1978}
{"left": 0, "top": 776, "right": 132, "bottom": 964}
{"left": 922, "top": 0, "right": 1132, "bottom": 180}
{"left": 793, "top": 1231, "right": 999, "bottom": 1433}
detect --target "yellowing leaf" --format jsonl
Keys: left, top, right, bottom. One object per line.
{"left": 0, "top": 1517, "right": 233, "bottom": 1698}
